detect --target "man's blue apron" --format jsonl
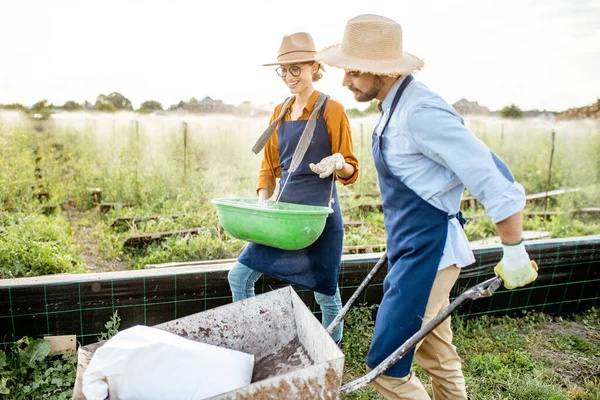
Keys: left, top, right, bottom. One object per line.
{"left": 238, "top": 97, "right": 344, "bottom": 296}
{"left": 366, "top": 75, "right": 457, "bottom": 377}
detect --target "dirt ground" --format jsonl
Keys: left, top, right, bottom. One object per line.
{"left": 67, "top": 210, "right": 130, "bottom": 272}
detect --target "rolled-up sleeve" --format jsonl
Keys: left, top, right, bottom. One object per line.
{"left": 407, "top": 104, "right": 526, "bottom": 223}
{"left": 324, "top": 100, "right": 359, "bottom": 185}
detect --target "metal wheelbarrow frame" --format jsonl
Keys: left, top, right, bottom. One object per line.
{"left": 327, "top": 253, "right": 503, "bottom": 395}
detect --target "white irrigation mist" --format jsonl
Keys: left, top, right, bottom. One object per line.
{"left": 1, "top": 110, "right": 598, "bottom": 202}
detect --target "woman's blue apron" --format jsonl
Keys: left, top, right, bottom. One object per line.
{"left": 366, "top": 75, "right": 458, "bottom": 377}
{"left": 238, "top": 97, "right": 344, "bottom": 296}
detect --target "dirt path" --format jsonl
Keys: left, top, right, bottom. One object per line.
{"left": 67, "top": 209, "right": 129, "bottom": 272}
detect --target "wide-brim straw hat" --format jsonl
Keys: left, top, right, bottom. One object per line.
{"left": 317, "top": 14, "right": 424, "bottom": 76}
{"left": 262, "top": 32, "right": 317, "bottom": 66}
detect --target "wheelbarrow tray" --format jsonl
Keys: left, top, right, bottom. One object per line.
{"left": 72, "top": 286, "right": 344, "bottom": 399}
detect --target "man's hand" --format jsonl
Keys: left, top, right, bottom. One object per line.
{"left": 309, "top": 153, "right": 345, "bottom": 179}
{"left": 494, "top": 240, "right": 539, "bottom": 289}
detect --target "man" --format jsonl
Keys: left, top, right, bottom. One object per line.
{"left": 317, "top": 14, "right": 538, "bottom": 400}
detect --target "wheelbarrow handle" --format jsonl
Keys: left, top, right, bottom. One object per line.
{"left": 340, "top": 276, "right": 503, "bottom": 395}
{"left": 326, "top": 253, "right": 388, "bottom": 335}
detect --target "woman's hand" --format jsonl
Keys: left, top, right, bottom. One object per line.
{"left": 309, "top": 153, "right": 345, "bottom": 178}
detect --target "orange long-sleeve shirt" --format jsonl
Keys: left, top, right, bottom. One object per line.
{"left": 257, "top": 91, "right": 359, "bottom": 198}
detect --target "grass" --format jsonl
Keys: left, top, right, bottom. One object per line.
{"left": 0, "top": 113, "right": 598, "bottom": 275}
{"left": 1, "top": 307, "right": 597, "bottom": 399}
{"left": 0, "top": 213, "right": 84, "bottom": 278}
{"left": 342, "top": 307, "right": 600, "bottom": 400}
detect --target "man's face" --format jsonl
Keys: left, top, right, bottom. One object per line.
{"left": 342, "top": 72, "right": 384, "bottom": 102}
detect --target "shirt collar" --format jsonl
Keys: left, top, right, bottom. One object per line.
{"left": 380, "top": 76, "right": 407, "bottom": 114}
{"left": 286, "top": 90, "right": 320, "bottom": 114}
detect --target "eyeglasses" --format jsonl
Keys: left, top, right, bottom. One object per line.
{"left": 276, "top": 64, "right": 310, "bottom": 78}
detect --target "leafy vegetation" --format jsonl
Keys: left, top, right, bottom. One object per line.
{"left": 0, "top": 307, "right": 596, "bottom": 399}
{"left": 0, "top": 111, "right": 596, "bottom": 399}
{"left": 137, "top": 100, "right": 163, "bottom": 114}
{"left": 499, "top": 104, "right": 524, "bottom": 118}
{"left": 0, "top": 337, "right": 76, "bottom": 399}
{"left": 342, "top": 307, "right": 600, "bottom": 399}
{"left": 97, "top": 310, "right": 121, "bottom": 341}
{"left": 0, "top": 113, "right": 598, "bottom": 275}
{"left": 346, "top": 100, "right": 379, "bottom": 117}
{"left": 0, "top": 213, "right": 84, "bottom": 278}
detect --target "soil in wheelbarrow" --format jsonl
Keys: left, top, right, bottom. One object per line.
{"left": 251, "top": 337, "right": 313, "bottom": 382}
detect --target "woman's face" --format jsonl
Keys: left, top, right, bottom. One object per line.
{"left": 277, "top": 62, "right": 317, "bottom": 94}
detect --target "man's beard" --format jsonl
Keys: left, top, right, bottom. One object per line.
{"left": 349, "top": 76, "right": 384, "bottom": 102}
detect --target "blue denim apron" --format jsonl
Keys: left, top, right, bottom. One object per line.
{"left": 366, "top": 76, "right": 457, "bottom": 377}
{"left": 238, "top": 97, "right": 344, "bottom": 296}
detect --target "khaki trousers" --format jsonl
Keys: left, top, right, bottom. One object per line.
{"left": 368, "top": 265, "right": 467, "bottom": 400}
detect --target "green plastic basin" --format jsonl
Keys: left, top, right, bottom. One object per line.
{"left": 211, "top": 197, "right": 333, "bottom": 250}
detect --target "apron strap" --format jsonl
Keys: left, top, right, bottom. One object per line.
{"left": 380, "top": 75, "right": 414, "bottom": 137}
{"left": 448, "top": 211, "right": 467, "bottom": 228}
{"left": 288, "top": 93, "right": 329, "bottom": 173}
{"left": 251, "top": 97, "right": 294, "bottom": 154}
{"left": 275, "top": 93, "right": 331, "bottom": 205}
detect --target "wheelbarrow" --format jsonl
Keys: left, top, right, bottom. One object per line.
{"left": 325, "top": 254, "right": 502, "bottom": 394}
{"left": 72, "top": 256, "right": 502, "bottom": 399}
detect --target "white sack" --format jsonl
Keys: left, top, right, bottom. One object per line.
{"left": 82, "top": 325, "right": 254, "bottom": 400}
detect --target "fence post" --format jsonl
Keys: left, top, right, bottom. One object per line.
{"left": 135, "top": 119, "right": 140, "bottom": 143}
{"left": 183, "top": 120, "right": 188, "bottom": 182}
{"left": 543, "top": 129, "right": 556, "bottom": 218}
{"left": 135, "top": 119, "right": 140, "bottom": 192}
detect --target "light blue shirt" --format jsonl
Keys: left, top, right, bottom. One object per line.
{"left": 374, "top": 77, "right": 526, "bottom": 270}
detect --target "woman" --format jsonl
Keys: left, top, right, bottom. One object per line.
{"left": 228, "top": 32, "right": 359, "bottom": 344}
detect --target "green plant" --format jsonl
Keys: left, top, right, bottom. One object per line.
{"left": 0, "top": 337, "right": 76, "bottom": 399}
{"left": 98, "top": 310, "right": 121, "bottom": 341}
{"left": 95, "top": 101, "right": 117, "bottom": 112}
{"left": 341, "top": 304, "right": 377, "bottom": 372}
{"left": 341, "top": 307, "right": 600, "bottom": 399}
{"left": 128, "top": 230, "right": 244, "bottom": 269}
{"left": 0, "top": 103, "right": 28, "bottom": 113}
{"left": 499, "top": 104, "right": 524, "bottom": 118}
{"left": 137, "top": 100, "right": 163, "bottom": 114}
{"left": 59, "top": 101, "right": 83, "bottom": 111}
{"left": 0, "top": 213, "right": 85, "bottom": 278}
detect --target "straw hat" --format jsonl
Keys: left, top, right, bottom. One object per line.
{"left": 262, "top": 32, "right": 317, "bottom": 66}
{"left": 316, "top": 14, "right": 424, "bottom": 76}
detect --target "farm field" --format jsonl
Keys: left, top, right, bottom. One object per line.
{"left": 0, "top": 111, "right": 598, "bottom": 277}
{"left": 0, "top": 110, "right": 599, "bottom": 399}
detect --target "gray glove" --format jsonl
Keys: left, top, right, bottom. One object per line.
{"left": 309, "top": 153, "right": 344, "bottom": 179}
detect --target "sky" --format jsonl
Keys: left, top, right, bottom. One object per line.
{"left": 1, "top": 0, "right": 598, "bottom": 112}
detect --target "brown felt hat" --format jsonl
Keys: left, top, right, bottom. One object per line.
{"left": 262, "top": 32, "right": 317, "bottom": 66}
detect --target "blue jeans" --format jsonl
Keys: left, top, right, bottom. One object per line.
{"left": 228, "top": 260, "right": 343, "bottom": 343}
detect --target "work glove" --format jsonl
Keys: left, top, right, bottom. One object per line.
{"left": 494, "top": 240, "right": 539, "bottom": 289}
{"left": 309, "top": 153, "right": 344, "bottom": 179}
{"left": 256, "top": 199, "right": 271, "bottom": 208}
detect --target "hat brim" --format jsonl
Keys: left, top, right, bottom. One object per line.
{"left": 316, "top": 44, "right": 424, "bottom": 76}
{"left": 262, "top": 57, "right": 317, "bottom": 67}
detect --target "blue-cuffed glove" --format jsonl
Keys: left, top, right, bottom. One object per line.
{"left": 494, "top": 240, "right": 539, "bottom": 289}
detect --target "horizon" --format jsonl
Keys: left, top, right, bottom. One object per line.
{"left": 1, "top": 0, "right": 598, "bottom": 112}
{"left": 1, "top": 92, "right": 584, "bottom": 114}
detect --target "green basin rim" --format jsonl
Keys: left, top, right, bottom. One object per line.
{"left": 211, "top": 198, "right": 333, "bottom": 216}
